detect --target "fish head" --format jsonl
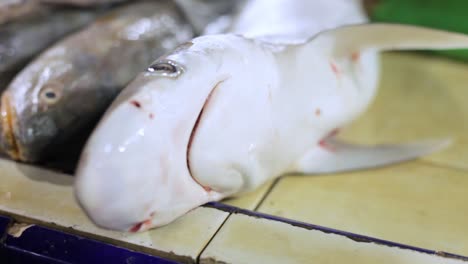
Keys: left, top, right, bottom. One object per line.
{"left": 0, "top": 49, "right": 104, "bottom": 162}
{"left": 74, "top": 35, "right": 251, "bottom": 232}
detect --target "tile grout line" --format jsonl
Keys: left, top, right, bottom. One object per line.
{"left": 196, "top": 212, "right": 232, "bottom": 264}
{"left": 196, "top": 178, "right": 282, "bottom": 263}
{"left": 253, "top": 177, "right": 282, "bottom": 211}
{"left": 204, "top": 171, "right": 468, "bottom": 261}
{"left": 204, "top": 203, "right": 468, "bottom": 262}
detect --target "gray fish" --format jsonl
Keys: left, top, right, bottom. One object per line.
{"left": 174, "top": 0, "right": 245, "bottom": 34}
{"left": 41, "top": 0, "right": 128, "bottom": 7}
{"left": 0, "top": 6, "right": 102, "bottom": 92}
{"left": 0, "top": 0, "right": 127, "bottom": 25}
{"left": 0, "top": 0, "right": 194, "bottom": 162}
{"left": 0, "top": 0, "right": 42, "bottom": 25}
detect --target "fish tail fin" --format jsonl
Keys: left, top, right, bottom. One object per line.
{"left": 313, "top": 23, "right": 468, "bottom": 58}
{"left": 291, "top": 138, "right": 452, "bottom": 175}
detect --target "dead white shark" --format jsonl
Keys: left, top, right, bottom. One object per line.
{"left": 74, "top": 1, "right": 468, "bottom": 232}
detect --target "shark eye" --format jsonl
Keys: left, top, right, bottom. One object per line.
{"left": 39, "top": 82, "right": 63, "bottom": 105}
{"left": 149, "top": 63, "right": 176, "bottom": 73}
{"left": 147, "top": 60, "right": 183, "bottom": 77}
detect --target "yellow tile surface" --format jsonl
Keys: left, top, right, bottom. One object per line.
{"left": 200, "top": 213, "right": 464, "bottom": 264}
{"left": 258, "top": 161, "right": 468, "bottom": 256}
{"left": 0, "top": 158, "right": 228, "bottom": 263}
{"left": 340, "top": 52, "right": 468, "bottom": 170}
{"left": 221, "top": 180, "right": 274, "bottom": 209}
{"left": 1, "top": 52, "right": 467, "bottom": 263}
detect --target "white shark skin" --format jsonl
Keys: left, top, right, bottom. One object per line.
{"left": 189, "top": 39, "right": 380, "bottom": 195}
{"left": 188, "top": 24, "right": 468, "bottom": 193}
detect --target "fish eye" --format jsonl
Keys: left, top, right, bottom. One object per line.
{"left": 149, "top": 63, "right": 176, "bottom": 73}
{"left": 147, "top": 60, "right": 183, "bottom": 77}
{"left": 39, "top": 82, "right": 63, "bottom": 105}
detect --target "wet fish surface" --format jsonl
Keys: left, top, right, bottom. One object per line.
{"left": 41, "top": 0, "right": 128, "bottom": 7}
{"left": 0, "top": 0, "right": 194, "bottom": 163}
{"left": 0, "top": 0, "right": 42, "bottom": 25}
{"left": 0, "top": 6, "right": 102, "bottom": 91}
{"left": 0, "top": 0, "right": 131, "bottom": 26}
{"left": 175, "top": 0, "right": 245, "bottom": 34}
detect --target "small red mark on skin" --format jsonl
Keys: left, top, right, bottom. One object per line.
{"left": 318, "top": 129, "right": 340, "bottom": 152}
{"left": 315, "top": 108, "right": 321, "bottom": 116}
{"left": 143, "top": 219, "right": 152, "bottom": 227}
{"left": 330, "top": 62, "right": 340, "bottom": 76}
{"left": 329, "top": 129, "right": 340, "bottom": 137}
{"left": 203, "top": 186, "right": 212, "bottom": 192}
{"left": 351, "top": 52, "right": 360, "bottom": 63}
{"left": 149, "top": 113, "right": 154, "bottom": 119}
{"left": 319, "top": 140, "right": 336, "bottom": 152}
{"left": 129, "top": 222, "right": 143, "bottom": 233}
{"left": 130, "top": 100, "right": 141, "bottom": 109}
{"left": 130, "top": 213, "right": 155, "bottom": 232}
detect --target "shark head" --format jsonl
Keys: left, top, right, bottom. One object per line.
{"left": 74, "top": 34, "right": 258, "bottom": 232}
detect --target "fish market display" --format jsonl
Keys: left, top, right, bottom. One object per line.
{"left": 0, "top": 0, "right": 194, "bottom": 162}
{"left": 72, "top": 0, "right": 468, "bottom": 233}
{"left": 0, "top": 6, "right": 101, "bottom": 90}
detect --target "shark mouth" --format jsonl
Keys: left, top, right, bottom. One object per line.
{"left": 186, "top": 79, "right": 227, "bottom": 193}
{"left": 129, "top": 79, "right": 225, "bottom": 233}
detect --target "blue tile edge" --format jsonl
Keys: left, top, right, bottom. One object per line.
{"left": 0, "top": 216, "right": 179, "bottom": 264}
{"left": 205, "top": 202, "right": 468, "bottom": 261}
{"left": 3, "top": 246, "right": 69, "bottom": 264}
{"left": 0, "top": 215, "right": 10, "bottom": 239}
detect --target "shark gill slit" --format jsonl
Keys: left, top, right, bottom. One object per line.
{"left": 186, "top": 79, "right": 227, "bottom": 192}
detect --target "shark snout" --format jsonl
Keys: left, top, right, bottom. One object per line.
{"left": 75, "top": 149, "right": 157, "bottom": 231}
{"left": 75, "top": 142, "right": 221, "bottom": 232}
{"left": 73, "top": 101, "right": 210, "bottom": 231}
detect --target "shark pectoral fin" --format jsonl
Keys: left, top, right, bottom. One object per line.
{"left": 312, "top": 23, "right": 468, "bottom": 58}
{"left": 291, "top": 138, "right": 452, "bottom": 175}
